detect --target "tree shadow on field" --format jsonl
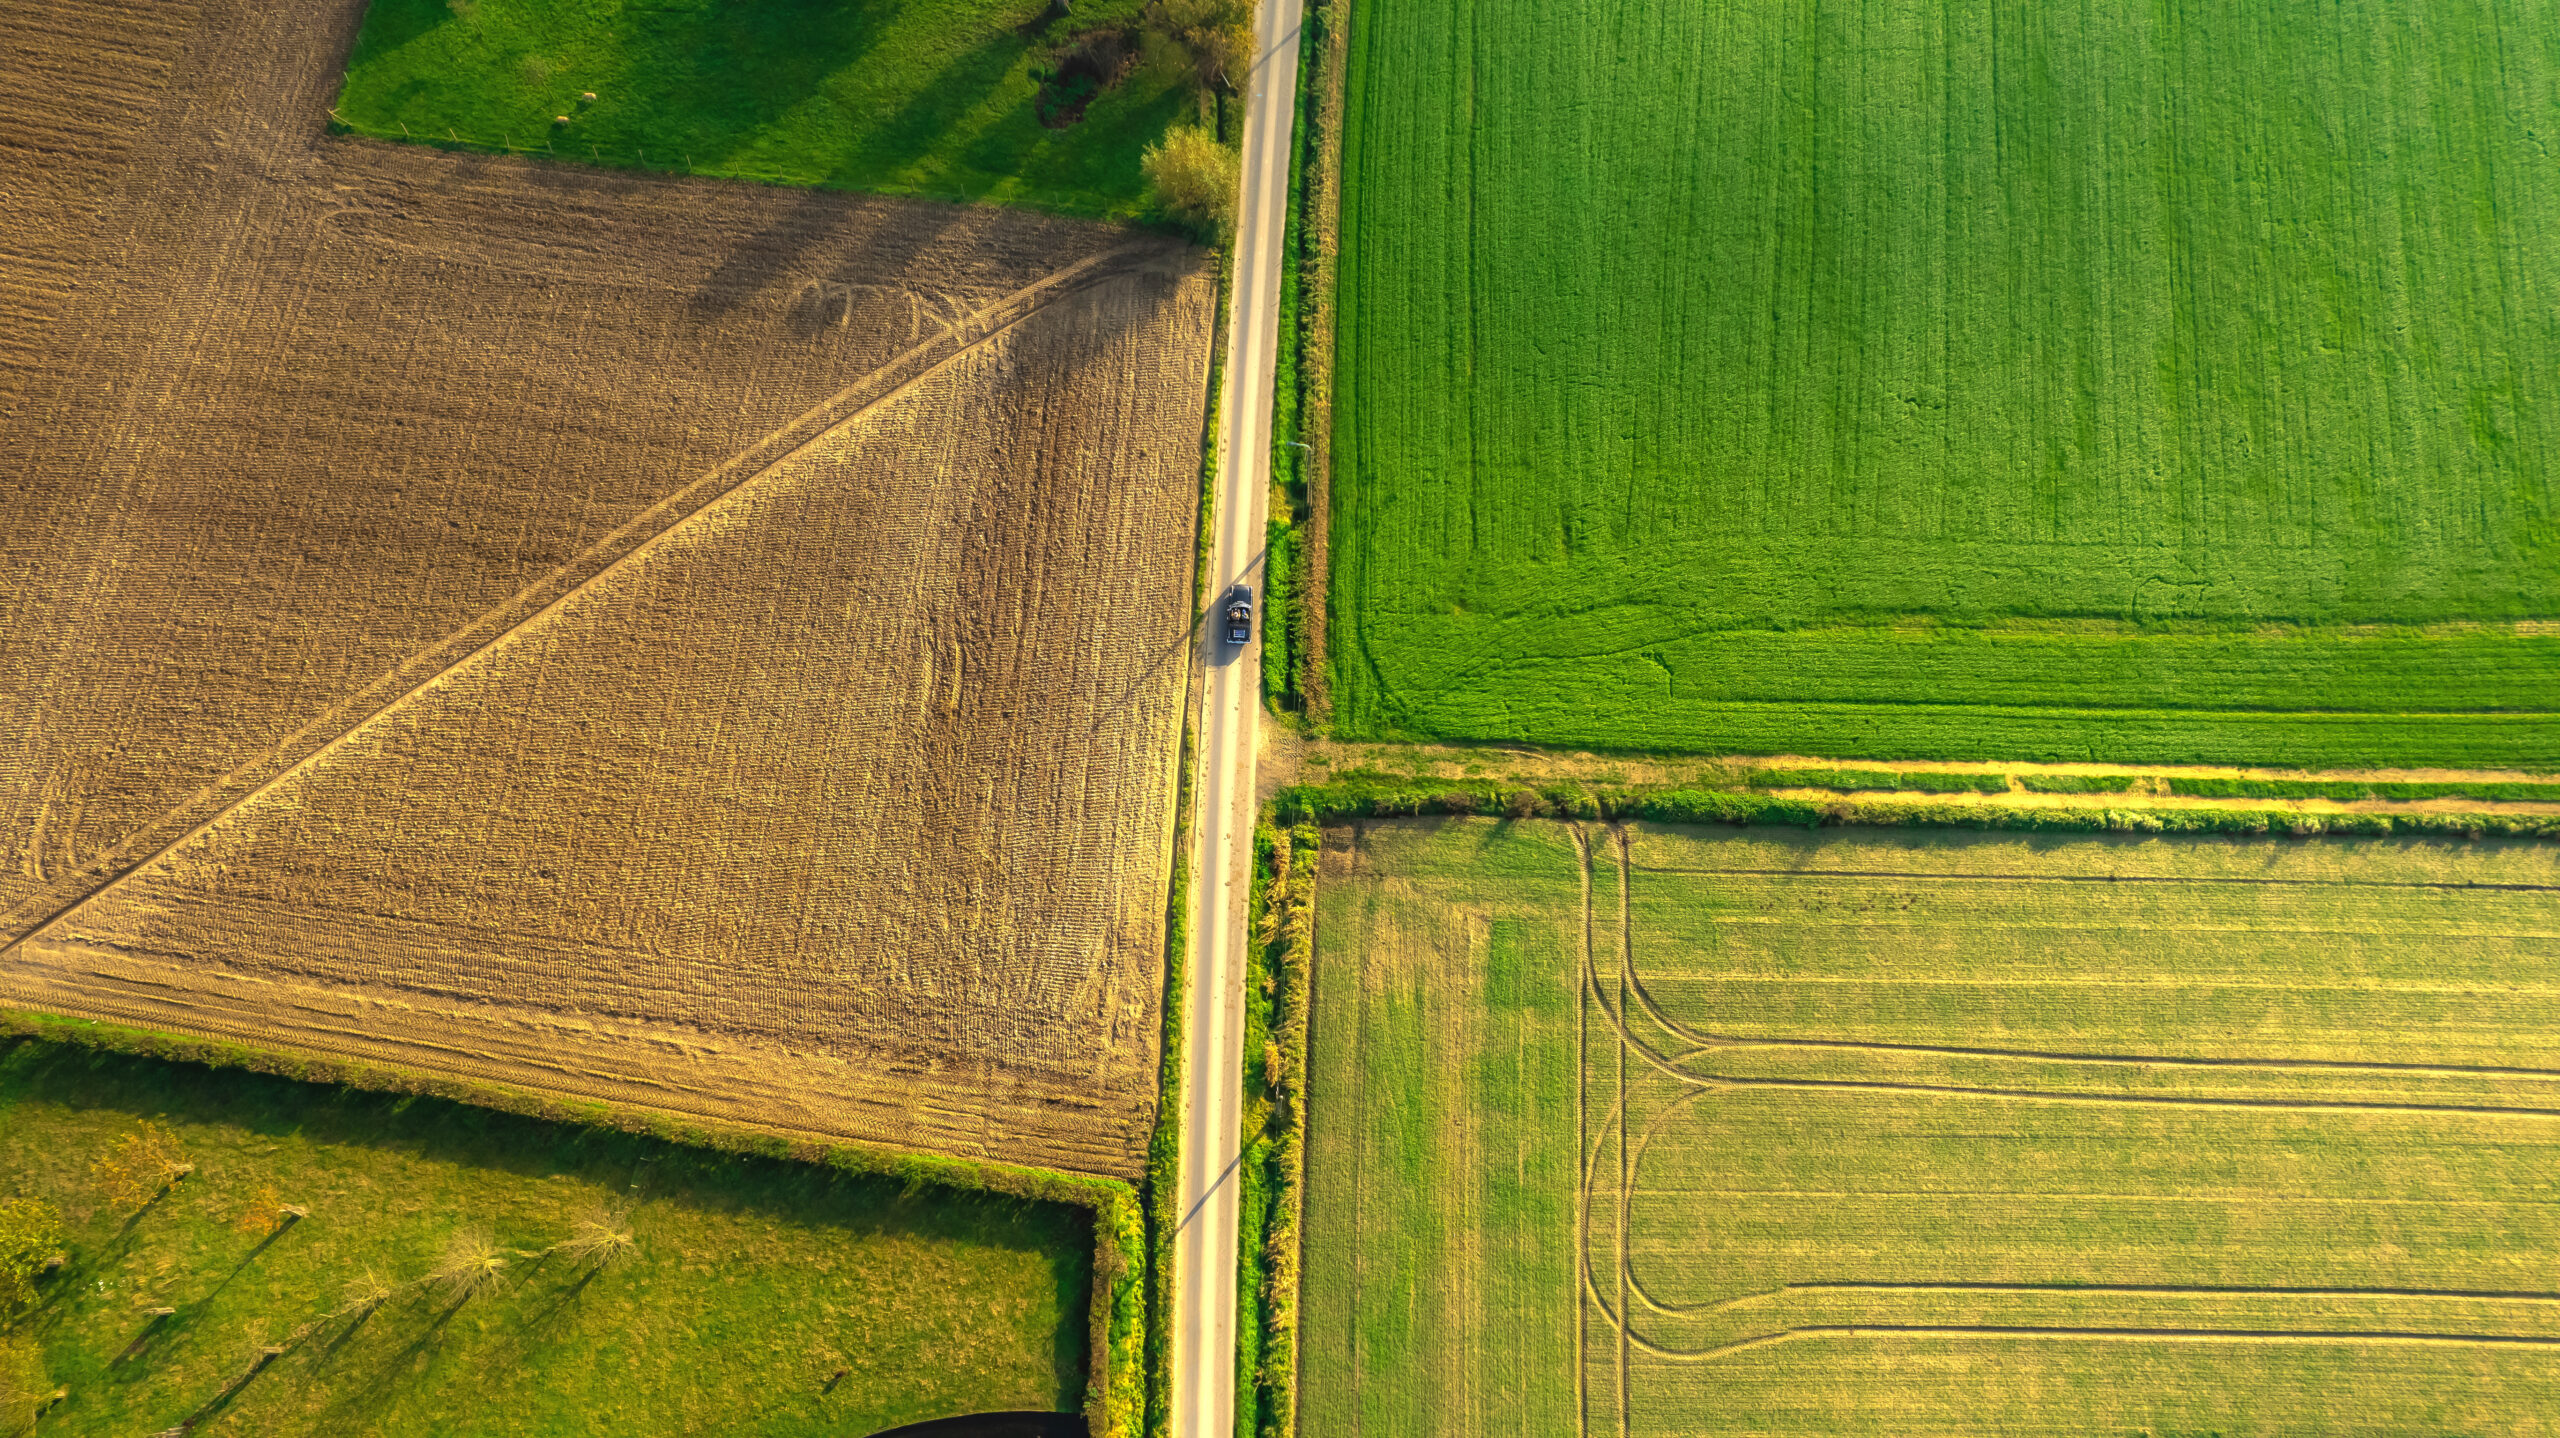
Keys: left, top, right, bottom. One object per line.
{"left": 678, "top": 27, "right": 1047, "bottom": 328}
{"left": 507, "top": 0, "right": 904, "bottom": 183}
{"left": 338, "top": 0, "right": 462, "bottom": 71}
{"left": 685, "top": 182, "right": 967, "bottom": 325}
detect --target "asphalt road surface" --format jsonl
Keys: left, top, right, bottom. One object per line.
{"left": 1171, "top": 2, "right": 1304, "bottom": 1433}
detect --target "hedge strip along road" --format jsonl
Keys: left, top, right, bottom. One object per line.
{"left": 1172, "top": 0, "right": 1306, "bottom": 1430}
{"left": 1300, "top": 818, "right": 2560, "bottom": 1434}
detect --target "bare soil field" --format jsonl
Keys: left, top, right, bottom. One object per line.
{"left": 0, "top": 0, "right": 1214, "bottom": 1179}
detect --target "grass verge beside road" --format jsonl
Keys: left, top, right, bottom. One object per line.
{"left": 1232, "top": 825, "right": 1315, "bottom": 1438}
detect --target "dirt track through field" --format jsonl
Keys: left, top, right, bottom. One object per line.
{"left": 0, "top": 0, "right": 1214, "bottom": 1177}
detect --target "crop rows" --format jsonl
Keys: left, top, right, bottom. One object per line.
{"left": 1332, "top": 0, "right": 2560, "bottom": 766}
{"left": 1302, "top": 817, "right": 2560, "bottom": 1434}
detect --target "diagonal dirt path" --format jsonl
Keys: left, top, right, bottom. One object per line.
{"left": 0, "top": 240, "right": 1159, "bottom": 958}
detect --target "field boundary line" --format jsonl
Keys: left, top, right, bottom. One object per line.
{"left": 1584, "top": 1039, "right": 2560, "bottom": 1117}
{"left": 1571, "top": 824, "right": 1590, "bottom": 1438}
{"left": 1612, "top": 824, "right": 1634, "bottom": 1437}
{"left": 1648, "top": 1324, "right": 2560, "bottom": 1364}
{"left": 0, "top": 242, "right": 1161, "bottom": 960}
{"left": 1632, "top": 866, "right": 2560, "bottom": 893}
{"left": 1619, "top": 1002, "right": 2560, "bottom": 1082}
{"left": 1720, "top": 1282, "right": 2560, "bottom": 1308}
{"left": 1700, "top": 1072, "right": 2560, "bottom": 1120}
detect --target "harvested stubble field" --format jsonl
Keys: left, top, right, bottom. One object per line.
{"left": 1301, "top": 818, "right": 2560, "bottom": 1435}
{"left": 0, "top": 1040, "right": 1092, "bottom": 1435}
{"left": 1332, "top": 0, "right": 2560, "bottom": 768}
{"left": 0, "top": 0, "right": 1217, "bottom": 1179}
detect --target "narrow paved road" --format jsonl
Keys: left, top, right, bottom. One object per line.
{"left": 1172, "top": 0, "right": 1304, "bottom": 1433}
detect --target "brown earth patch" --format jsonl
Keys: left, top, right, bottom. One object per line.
{"left": 0, "top": 0, "right": 1214, "bottom": 1178}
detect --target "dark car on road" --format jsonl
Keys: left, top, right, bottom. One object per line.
{"left": 1222, "top": 586, "right": 1255, "bottom": 646}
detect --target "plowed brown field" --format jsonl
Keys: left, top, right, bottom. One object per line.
{"left": 0, "top": 0, "right": 1214, "bottom": 1178}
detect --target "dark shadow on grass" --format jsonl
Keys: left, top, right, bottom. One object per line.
{"left": 317, "top": 1303, "right": 385, "bottom": 1362}
{"left": 521, "top": 1265, "right": 602, "bottom": 1333}
{"left": 676, "top": 27, "right": 1055, "bottom": 325}
{"left": 867, "top": 1411, "right": 1088, "bottom": 1438}
{"left": 172, "top": 1343, "right": 290, "bottom": 1433}
{"left": 338, "top": 0, "right": 460, "bottom": 69}
{"left": 187, "top": 1218, "right": 300, "bottom": 1313}
{"left": 805, "top": 27, "right": 1036, "bottom": 188}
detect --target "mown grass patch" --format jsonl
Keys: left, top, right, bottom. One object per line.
{"left": 335, "top": 0, "right": 1195, "bottom": 217}
{"left": 1331, "top": 0, "right": 2560, "bottom": 765}
{"left": 0, "top": 1039, "right": 1091, "bottom": 1436}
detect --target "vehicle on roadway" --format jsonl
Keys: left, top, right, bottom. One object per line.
{"left": 1222, "top": 585, "right": 1255, "bottom": 646}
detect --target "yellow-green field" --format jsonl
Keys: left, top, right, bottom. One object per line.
{"left": 1301, "top": 818, "right": 2560, "bottom": 1435}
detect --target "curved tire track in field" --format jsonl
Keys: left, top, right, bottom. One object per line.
{"left": 1719, "top": 1281, "right": 2560, "bottom": 1308}
{"left": 1641, "top": 1324, "right": 2560, "bottom": 1365}
{"left": 0, "top": 241, "right": 1159, "bottom": 960}
{"left": 1631, "top": 864, "right": 2560, "bottom": 894}
{"left": 1578, "top": 823, "right": 2560, "bottom": 1380}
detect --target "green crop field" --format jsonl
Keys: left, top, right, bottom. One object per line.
{"left": 1330, "top": 0, "right": 2560, "bottom": 768}
{"left": 0, "top": 1040, "right": 1090, "bottom": 1436}
{"left": 335, "top": 0, "right": 1193, "bottom": 217}
{"left": 1300, "top": 817, "right": 2560, "bottom": 1435}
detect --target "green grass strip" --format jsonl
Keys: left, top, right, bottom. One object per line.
{"left": 335, "top": 0, "right": 1194, "bottom": 218}
{"left": 2015, "top": 773, "right": 2141, "bottom": 794}
{"left": 1745, "top": 766, "right": 2006, "bottom": 795}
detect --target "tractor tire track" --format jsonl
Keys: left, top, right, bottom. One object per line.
{"left": 0, "top": 242, "right": 1154, "bottom": 959}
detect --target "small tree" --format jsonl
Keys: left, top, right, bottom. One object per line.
{"left": 426, "top": 1231, "right": 510, "bottom": 1308}
{"left": 92, "top": 1122, "right": 189, "bottom": 1216}
{"left": 1143, "top": 126, "right": 1240, "bottom": 231}
{"left": 0, "top": 1199, "right": 65, "bottom": 1318}
{"left": 551, "top": 1212, "right": 637, "bottom": 1274}
{"left": 1149, "top": 0, "right": 1255, "bottom": 92}
{"left": 333, "top": 1269, "right": 396, "bottom": 1324}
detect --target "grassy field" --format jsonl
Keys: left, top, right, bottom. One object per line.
{"left": 334, "top": 0, "right": 1195, "bottom": 217}
{"left": 1330, "top": 0, "right": 2560, "bottom": 767}
{"left": 1301, "top": 817, "right": 2560, "bottom": 1435}
{"left": 0, "top": 1039, "right": 1089, "bottom": 1436}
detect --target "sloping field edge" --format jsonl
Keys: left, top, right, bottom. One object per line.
{"left": 0, "top": 1006, "right": 1145, "bottom": 1438}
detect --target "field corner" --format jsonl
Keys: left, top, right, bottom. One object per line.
{"left": 0, "top": 1005, "right": 1146, "bottom": 1435}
